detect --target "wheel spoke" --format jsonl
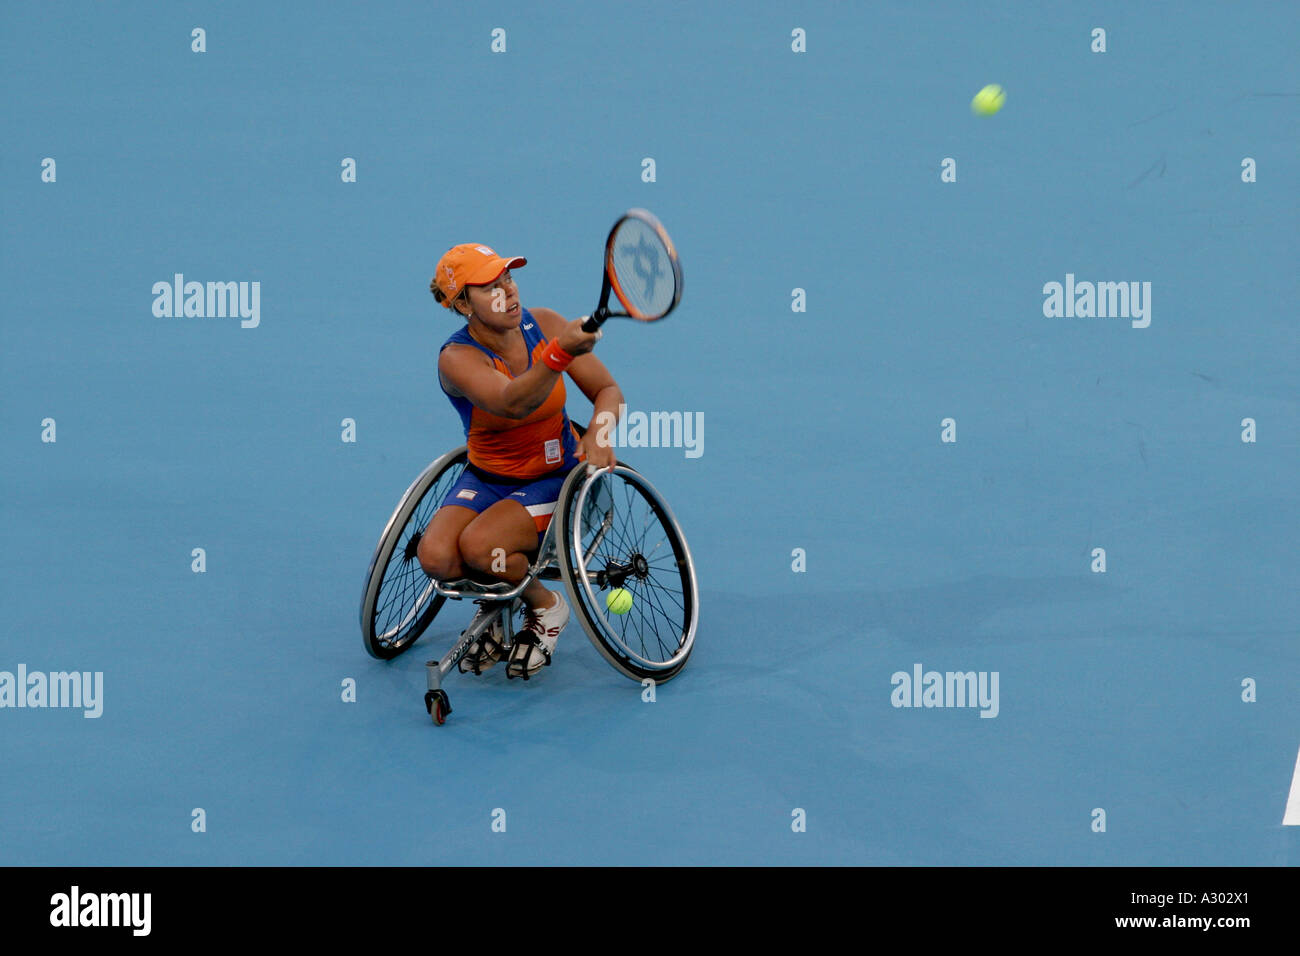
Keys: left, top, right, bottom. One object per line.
{"left": 364, "top": 457, "right": 465, "bottom": 656}
{"left": 567, "top": 467, "right": 696, "bottom": 672}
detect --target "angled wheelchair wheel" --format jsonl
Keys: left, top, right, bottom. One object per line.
{"left": 361, "top": 446, "right": 468, "bottom": 660}
{"left": 554, "top": 464, "right": 699, "bottom": 682}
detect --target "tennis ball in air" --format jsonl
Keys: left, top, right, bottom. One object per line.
{"left": 971, "top": 84, "right": 1006, "bottom": 116}
{"left": 606, "top": 588, "right": 633, "bottom": 615}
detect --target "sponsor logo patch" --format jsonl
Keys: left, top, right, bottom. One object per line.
{"left": 456, "top": 489, "right": 478, "bottom": 501}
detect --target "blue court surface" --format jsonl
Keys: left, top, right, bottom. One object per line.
{"left": 2, "top": 1, "right": 1297, "bottom": 866}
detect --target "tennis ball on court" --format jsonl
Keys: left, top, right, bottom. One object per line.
{"left": 971, "top": 84, "right": 1006, "bottom": 116}
{"left": 606, "top": 588, "right": 633, "bottom": 615}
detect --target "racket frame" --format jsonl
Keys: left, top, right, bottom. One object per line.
{"left": 582, "top": 208, "right": 681, "bottom": 332}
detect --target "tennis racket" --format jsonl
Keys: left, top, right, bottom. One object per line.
{"left": 581, "top": 209, "right": 682, "bottom": 332}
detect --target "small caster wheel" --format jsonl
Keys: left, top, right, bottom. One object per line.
{"left": 424, "top": 689, "right": 451, "bottom": 725}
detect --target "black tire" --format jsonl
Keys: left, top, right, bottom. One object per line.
{"left": 553, "top": 463, "right": 698, "bottom": 682}
{"left": 360, "top": 447, "right": 468, "bottom": 660}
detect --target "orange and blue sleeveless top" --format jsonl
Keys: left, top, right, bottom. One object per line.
{"left": 439, "top": 308, "right": 581, "bottom": 479}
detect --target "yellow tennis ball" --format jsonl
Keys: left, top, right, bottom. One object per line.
{"left": 606, "top": 588, "right": 633, "bottom": 615}
{"left": 971, "top": 84, "right": 1006, "bottom": 116}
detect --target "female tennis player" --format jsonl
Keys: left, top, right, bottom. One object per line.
{"left": 417, "top": 243, "right": 623, "bottom": 678}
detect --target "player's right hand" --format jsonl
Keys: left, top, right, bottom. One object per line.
{"left": 557, "top": 317, "right": 601, "bottom": 357}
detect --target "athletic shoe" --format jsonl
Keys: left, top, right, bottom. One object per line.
{"left": 458, "top": 618, "right": 506, "bottom": 675}
{"left": 506, "top": 591, "right": 568, "bottom": 679}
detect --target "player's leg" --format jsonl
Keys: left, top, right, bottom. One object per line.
{"left": 458, "top": 487, "right": 570, "bottom": 678}
{"left": 417, "top": 464, "right": 503, "bottom": 580}
{"left": 416, "top": 471, "right": 511, "bottom": 674}
{"left": 416, "top": 504, "right": 480, "bottom": 581}
{"left": 456, "top": 498, "right": 554, "bottom": 610}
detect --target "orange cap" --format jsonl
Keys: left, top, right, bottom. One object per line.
{"left": 433, "top": 243, "right": 526, "bottom": 307}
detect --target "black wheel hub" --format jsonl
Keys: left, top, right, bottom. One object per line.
{"left": 602, "top": 553, "right": 649, "bottom": 590}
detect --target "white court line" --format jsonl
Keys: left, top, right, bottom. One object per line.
{"left": 1285, "top": 746, "right": 1300, "bottom": 826}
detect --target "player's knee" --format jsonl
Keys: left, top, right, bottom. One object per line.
{"left": 456, "top": 526, "right": 487, "bottom": 571}
{"left": 417, "top": 528, "right": 459, "bottom": 580}
{"left": 457, "top": 525, "right": 502, "bottom": 572}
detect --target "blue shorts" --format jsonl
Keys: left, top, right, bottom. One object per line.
{"left": 440, "top": 463, "right": 570, "bottom": 543}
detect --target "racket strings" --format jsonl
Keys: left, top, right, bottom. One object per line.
{"left": 609, "top": 218, "right": 677, "bottom": 319}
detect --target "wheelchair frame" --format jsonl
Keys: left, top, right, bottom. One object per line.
{"left": 360, "top": 446, "right": 698, "bottom": 725}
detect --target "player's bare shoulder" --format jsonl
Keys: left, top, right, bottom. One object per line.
{"left": 438, "top": 342, "right": 491, "bottom": 397}
{"left": 527, "top": 306, "right": 568, "bottom": 339}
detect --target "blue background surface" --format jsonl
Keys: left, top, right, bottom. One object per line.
{"left": 2, "top": 0, "right": 1297, "bottom": 865}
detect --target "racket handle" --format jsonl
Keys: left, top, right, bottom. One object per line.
{"left": 581, "top": 312, "right": 606, "bottom": 333}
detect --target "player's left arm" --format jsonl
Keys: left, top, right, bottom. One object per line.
{"left": 532, "top": 307, "right": 623, "bottom": 468}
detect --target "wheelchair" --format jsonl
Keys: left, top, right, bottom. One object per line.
{"left": 359, "top": 441, "right": 699, "bottom": 724}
